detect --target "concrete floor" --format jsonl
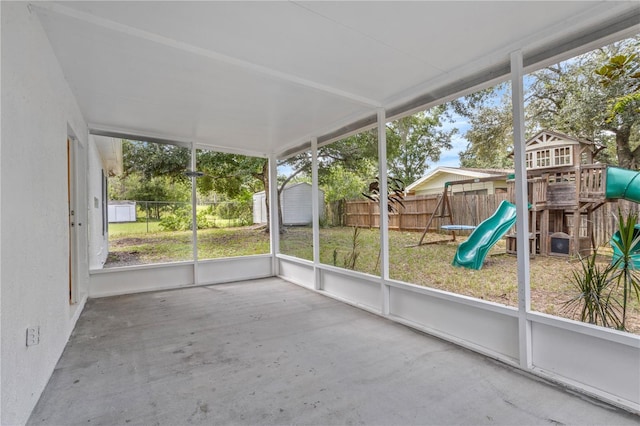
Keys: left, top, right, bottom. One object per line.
{"left": 29, "top": 277, "right": 637, "bottom": 425}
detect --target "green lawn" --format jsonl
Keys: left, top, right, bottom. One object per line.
{"left": 108, "top": 226, "right": 270, "bottom": 265}
{"left": 108, "top": 220, "right": 163, "bottom": 235}
{"left": 107, "top": 225, "right": 639, "bottom": 333}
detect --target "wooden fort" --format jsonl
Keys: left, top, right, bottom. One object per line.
{"left": 506, "top": 130, "right": 608, "bottom": 257}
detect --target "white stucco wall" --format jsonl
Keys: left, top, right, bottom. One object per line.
{"left": 1, "top": 3, "right": 90, "bottom": 424}
{"left": 88, "top": 137, "right": 109, "bottom": 270}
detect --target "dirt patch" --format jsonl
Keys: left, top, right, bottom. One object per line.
{"left": 105, "top": 251, "right": 142, "bottom": 268}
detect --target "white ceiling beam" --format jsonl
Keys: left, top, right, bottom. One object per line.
{"left": 30, "top": 2, "right": 382, "bottom": 108}
{"left": 88, "top": 124, "right": 269, "bottom": 158}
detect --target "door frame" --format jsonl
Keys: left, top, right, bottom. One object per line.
{"left": 67, "top": 137, "right": 77, "bottom": 303}
{"left": 67, "top": 135, "right": 88, "bottom": 304}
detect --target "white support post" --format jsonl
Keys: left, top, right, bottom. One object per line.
{"left": 190, "top": 142, "right": 199, "bottom": 285}
{"left": 311, "top": 138, "right": 321, "bottom": 290}
{"left": 511, "top": 50, "right": 532, "bottom": 369}
{"left": 268, "top": 154, "right": 280, "bottom": 276}
{"left": 377, "top": 108, "right": 390, "bottom": 315}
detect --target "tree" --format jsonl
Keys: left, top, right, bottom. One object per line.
{"left": 596, "top": 52, "right": 640, "bottom": 120}
{"left": 321, "top": 164, "right": 368, "bottom": 203}
{"left": 527, "top": 36, "right": 640, "bottom": 168}
{"left": 445, "top": 82, "right": 517, "bottom": 169}
{"left": 195, "top": 150, "right": 270, "bottom": 227}
{"left": 459, "top": 101, "right": 514, "bottom": 169}
{"left": 386, "top": 107, "right": 455, "bottom": 184}
{"left": 196, "top": 151, "right": 266, "bottom": 198}
{"left": 117, "top": 108, "right": 455, "bottom": 233}
{"left": 122, "top": 140, "right": 191, "bottom": 181}
{"left": 455, "top": 36, "right": 640, "bottom": 169}
{"left": 113, "top": 140, "right": 193, "bottom": 219}
{"left": 109, "top": 173, "right": 190, "bottom": 219}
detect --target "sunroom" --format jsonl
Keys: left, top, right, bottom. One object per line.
{"left": 2, "top": 2, "right": 640, "bottom": 424}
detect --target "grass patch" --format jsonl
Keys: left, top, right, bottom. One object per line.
{"left": 108, "top": 220, "right": 163, "bottom": 235}
{"left": 107, "top": 227, "right": 270, "bottom": 266}
{"left": 109, "top": 215, "right": 247, "bottom": 236}
{"left": 106, "top": 225, "right": 639, "bottom": 333}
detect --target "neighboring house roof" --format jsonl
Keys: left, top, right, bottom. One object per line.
{"left": 405, "top": 167, "right": 510, "bottom": 193}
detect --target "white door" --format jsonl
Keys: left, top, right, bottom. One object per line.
{"left": 67, "top": 137, "right": 88, "bottom": 303}
{"left": 67, "top": 138, "right": 77, "bottom": 302}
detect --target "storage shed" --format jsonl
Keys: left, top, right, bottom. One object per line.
{"left": 253, "top": 183, "right": 324, "bottom": 225}
{"left": 108, "top": 201, "right": 137, "bottom": 223}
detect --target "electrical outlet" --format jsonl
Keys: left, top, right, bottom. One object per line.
{"left": 26, "top": 326, "right": 40, "bottom": 346}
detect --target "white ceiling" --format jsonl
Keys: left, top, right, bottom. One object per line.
{"left": 33, "top": 1, "right": 639, "bottom": 157}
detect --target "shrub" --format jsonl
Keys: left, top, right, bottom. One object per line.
{"left": 159, "top": 207, "right": 211, "bottom": 231}
{"left": 216, "top": 200, "right": 252, "bottom": 226}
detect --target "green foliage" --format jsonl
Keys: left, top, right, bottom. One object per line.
{"left": 447, "top": 85, "right": 505, "bottom": 118}
{"left": 122, "top": 140, "right": 191, "bottom": 181}
{"left": 562, "top": 209, "right": 640, "bottom": 331}
{"left": 459, "top": 99, "right": 515, "bottom": 169}
{"left": 283, "top": 111, "right": 455, "bottom": 199}
{"left": 109, "top": 173, "right": 191, "bottom": 220}
{"left": 456, "top": 36, "right": 640, "bottom": 169}
{"left": 159, "top": 208, "right": 210, "bottom": 231}
{"left": 529, "top": 36, "right": 640, "bottom": 168}
{"left": 595, "top": 52, "right": 640, "bottom": 120}
{"left": 196, "top": 151, "right": 267, "bottom": 198}
{"left": 386, "top": 108, "right": 456, "bottom": 184}
{"left": 321, "top": 164, "right": 367, "bottom": 202}
{"left": 562, "top": 251, "right": 621, "bottom": 328}
{"left": 318, "top": 132, "right": 379, "bottom": 178}
{"left": 216, "top": 200, "right": 252, "bottom": 226}
{"left": 610, "top": 209, "right": 640, "bottom": 330}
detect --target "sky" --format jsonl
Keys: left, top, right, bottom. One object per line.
{"left": 428, "top": 114, "right": 471, "bottom": 168}
{"left": 427, "top": 80, "right": 513, "bottom": 169}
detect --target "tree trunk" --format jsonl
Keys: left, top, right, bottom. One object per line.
{"left": 615, "top": 125, "right": 635, "bottom": 169}
{"left": 253, "top": 159, "right": 286, "bottom": 234}
{"left": 257, "top": 161, "right": 271, "bottom": 234}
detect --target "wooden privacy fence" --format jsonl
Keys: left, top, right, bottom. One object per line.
{"left": 590, "top": 200, "right": 640, "bottom": 247}
{"left": 341, "top": 194, "right": 510, "bottom": 231}
{"left": 338, "top": 194, "right": 640, "bottom": 248}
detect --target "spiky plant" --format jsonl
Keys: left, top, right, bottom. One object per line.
{"left": 610, "top": 209, "right": 640, "bottom": 330}
{"left": 562, "top": 250, "right": 622, "bottom": 328}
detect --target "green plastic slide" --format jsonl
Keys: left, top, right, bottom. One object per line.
{"left": 610, "top": 224, "right": 640, "bottom": 270}
{"left": 606, "top": 166, "right": 640, "bottom": 203}
{"left": 452, "top": 200, "right": 517, "bottom": 270}
{"left": 606, "top": 166, "right": 640, "bottom": 269}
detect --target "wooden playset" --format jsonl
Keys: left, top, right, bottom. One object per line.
{"left": 416, "top": 130, "right": 640, "bottom": 263}
{"left": 505, "top": 130, "right": 638, "bottom": 257}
